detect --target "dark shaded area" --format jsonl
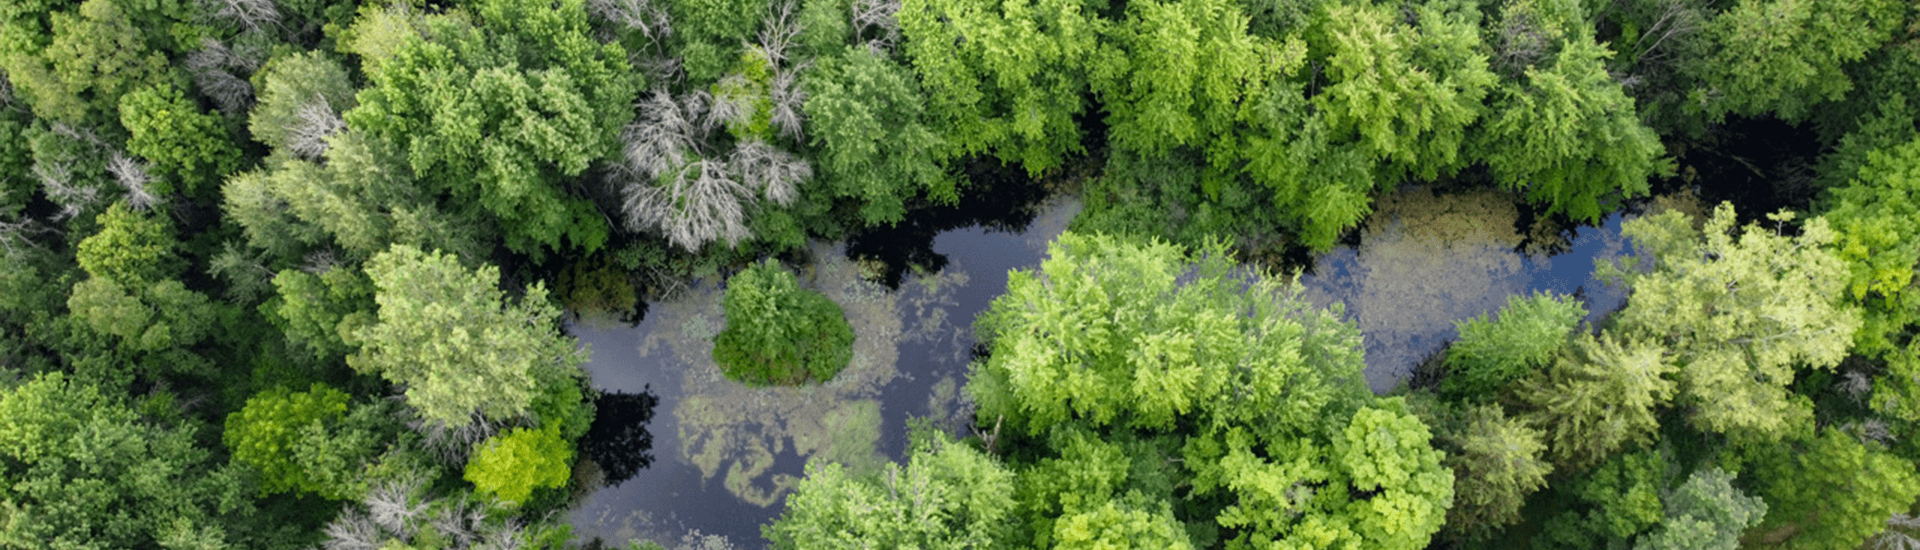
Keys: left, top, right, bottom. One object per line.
{"left": 580, "top": 387, "right": 659, "bottom": 489}
{"left": 1659, "top": 116, "right": 1825, "bottom": 220}
{"left": 843, "top": 157, "right": 1053, "bottom": 288}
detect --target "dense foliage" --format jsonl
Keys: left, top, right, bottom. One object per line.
{"left": 713, "top": 259, "right": 854, "bottom": 385}
{"left": 3, "top": 0, "right": 1920, "bottom": 547}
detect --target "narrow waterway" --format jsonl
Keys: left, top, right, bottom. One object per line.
{"left": 567, "top": 187, "right": 1640, "bottom": 548}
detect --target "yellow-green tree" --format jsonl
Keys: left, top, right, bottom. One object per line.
{"left": 1601, "top": 203, "right": 1860, "bottom": 441}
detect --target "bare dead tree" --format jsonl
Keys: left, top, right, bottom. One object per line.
{"left": 588, "top": 0, "right": 673, "bottom": 50}
{"left": 202, "top": 0, "right": 281, "bottom": 33}
{"left": 730, "top": 139, "right": 808, "bottom": 205}
{"left": 288, "top": 95, "right": 347, "bottom": 159}
{"left": 106, "top": 152, "right": 161, "bottom": 211}
{"left": 321, "top": 511, "right": 385, "bottom": 550}
{"left": 623, "top": 90, "right": 708, "bottom": 179}
{"left": 186, "top": 37, "right": 264, "bottom": 116}
{"left": 767, "top": 67, "right": 807, "bottom": 140}
{"left": 0, "top": 216, "right": 49, "bottom": 256}
{"left": 758, "top": 0, "right": 804, "bottom": 67}
{"left": 33, "top": 161, "right": 97, "bottom": 222}
{"left": 1874, "top": 514, "right": 1920, "bottom": 550}
{"left": 850, "top": 0, "right": 902, "bottom": 53}
{"left": 625, "top": 157, "right": 752, "bottom": 251}
{"left": 365, "top": 477, "right": 427, "bottom": 534}
{"left": 404, "top": 406, "right": 506, "bottom": 465}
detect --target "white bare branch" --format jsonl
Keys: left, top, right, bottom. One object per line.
{"left": 186, "top": 38, "right": 260, "bottom": 116}
{"left": 730, "top": 139, "right": 808, "bottom": 206}
{"left": 288, "top": 95, "right": 346, "bottom": 159}
{"left": 320, "top": 511, "right": 384, "bottom": 550}
{"left": 364, "top": 477, "right": 427, "bottom": 534}
{"left": 202, "top": 0, "right": 281, "bottom": 33}
{"left": 33, "top": 161, "right": 96, "bottom": 221}
{"left": 758, "top": 0, "right": 803, "bottom": 67}
{"left": 106, "top": 152, "right": 162, "bottom": 211}
{"left": 708, "top": 74, "right": 759, "bottom": 130}
{"left": 851, "top": 0, "right": 901, "bottom": 52}
{"left": 767, "top": 67, "right": 807, "bottom": 140}
{"left": 624, "top": 157, "right": 751, "bottom": 251}
{"left": 588, "top": 0, "right": 674, "bottom": 46}
{"left": 622, "top": 90, "right": 709, "bottom": 179}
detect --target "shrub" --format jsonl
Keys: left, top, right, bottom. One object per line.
{"left": 713, "top": 259, "right": 853, "bottom": 385}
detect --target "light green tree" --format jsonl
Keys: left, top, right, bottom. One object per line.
{"left": 465, "top": 425, "right": 573, "bottom": 505}
{"left": 0, "top": 0, "right": 171, "bottom": 124}
{"left": 349, "top": 245, "right": 587, "bottom": 427}
{"left": 1442, "top": 291, "right": 1585, "bottom": 401}
{"left": 765, "top": 435, "right": 1018, "bottom": 550}
{"left": 972, "top": 232, "right": 1451, "bottom": 550}
{"left": 1601, "top": 203, "right": 1861, "bottom": 441}
{"left": 224, "top": 383, "right": 392, "bottom": 500}
{"left": 1437, "top": 404, "right": 1553, "bottom": 538}
{"left": 267, "top": 266, "right": 375, "bottom": 362}
{"left": 1516, "top": 333, "right": 1675, "bottom": 468}
{"left": 1822, "top": 137, "right": 1920, "bottom": 359}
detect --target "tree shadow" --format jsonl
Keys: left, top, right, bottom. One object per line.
{"left": 579, "top": 387, "right": 660, "bottom": 489}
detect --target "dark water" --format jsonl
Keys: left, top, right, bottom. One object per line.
{"left": 567, "top": 187, "right": 1637, "bottom": 548}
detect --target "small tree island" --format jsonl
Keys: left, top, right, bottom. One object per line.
{"left": 713, "top": 259, "right": 855, "bottom": 386}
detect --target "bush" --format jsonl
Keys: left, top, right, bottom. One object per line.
{"left": 713, "top": 260, "right": 853, "bottom": 385}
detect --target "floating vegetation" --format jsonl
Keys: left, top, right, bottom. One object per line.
{"left": 637, "top": 243, "right": 968, "bottom": 506}
{"left": 1303, "top": 189, "right": 1534, "bottom": 392}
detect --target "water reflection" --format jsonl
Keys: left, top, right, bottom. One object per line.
{"left": 580, "top": 389, "right": 659, "bottom": 488}
{"left": 1299, "top": 188, "right": 1632, "bottom": 393}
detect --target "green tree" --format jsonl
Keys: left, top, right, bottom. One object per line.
{"left": 898, "top": 0, "right": 1100, "bottom": 172}
{"left": 971, "top": 232, "right": 1452, "bottom": 550}
{"left": 119, "top": 82, "right": 242, "bottom": 196}
{"left": 1436, "top": 404, "right": 1553, "bottom": 538}
{"left": 713, "top": 259, "right": 853, "bottom": 385}
{"left": 1441, "top": 291, "right": 1585, "bottom": 401}
{"left": 1534, "top": 448, "right": 1671, "bottom": 549}
{"left": 224, "top": 383, "right": 393, "bottom": 500}
{"left": 76, "top": 202, "right": 179, "bottom": 285}
{"left": 1746, "top": 429, "right": 1920, "bottom": 550}
{"left": 1306, "top": 0, "right": 1493, "bottom": 183}
{"left": 266, "top": 266, "right": 375, "bottom": 362}
{"left": 0, "top": 372, "right": 246, "bottom": 549}
{"left": 1633, "top": 468, "right": 1767, "bottom": 550}
{"left": 766, "top": 435, "right": 1018, "bottom": 550}
{"left": 1822, "top": 137, "right": 1920, "bottom": 358}
{"left": 464, "top": 424, "right": 573, "bottom": 505}
{"left": 0, "top": 0, "right": 171, "bottom": 124}
{"left": 803, "top": 48, "right": 956, "bottom": 226}
{"left": 1516, "top": 333, "right": 1675, "bottom": 468}
{"left": 1601, "top": 204, "right": 1861, "bottom": 441}
{"left": 344, "top": 0, "right": 637, "bottom": 256}
{"left": 1476, "top": 0, "right": 1668, "bottom": 223}
{"left": 349, "top": 245, "right": 587, "bottom": 427}
{"left": 1696, "top": 0, "right": 1905, "bottom": 120}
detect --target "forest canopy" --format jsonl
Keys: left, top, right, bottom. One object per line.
{"left": 2, "top": 0, "right": 1920, "bottom": 547}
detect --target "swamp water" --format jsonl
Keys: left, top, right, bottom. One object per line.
{"left": 567, "top": 188, "right": 1643, "bottom": 547}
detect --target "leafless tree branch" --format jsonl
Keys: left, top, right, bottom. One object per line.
{"left": 288, "top": 95, "right": 346, "bottom": 159}
{"left": 730, "top": 139, "right": 808, "bottom": 205}
{"left": 107, "top": 152, "right": 162, "bottom": 211}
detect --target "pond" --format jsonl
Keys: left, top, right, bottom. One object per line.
{"left": 566, "top": 187, "right": 1645, "bottom": 548}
